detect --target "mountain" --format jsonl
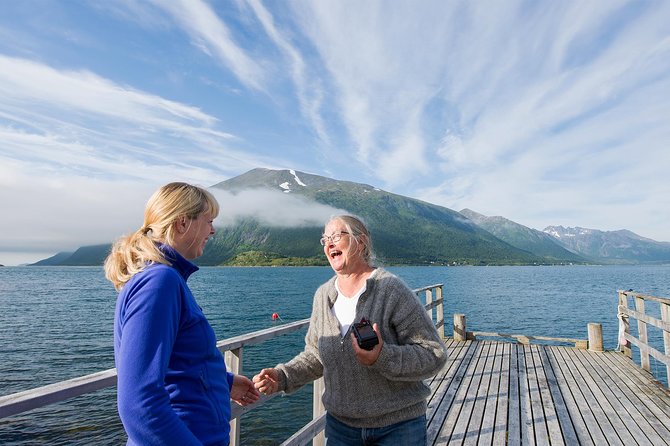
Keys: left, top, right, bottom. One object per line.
{"left": 41, "top": 168, "right": 661, "bottom": 267}
{"left": 207, "top": 168, "right": 545, "bottom": 266}
{"left": 543, "top": 226, "right": 670, "bottom": 264}
{"left": 30, "top": 251, "right": 75, "bottom": 266}
{"left": 31, "top": 244, "right": 110, "bottom": 266}
{"left": 459, "top": 209, "right": 586, "bottom": 264}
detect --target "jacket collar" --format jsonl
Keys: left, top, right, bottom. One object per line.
{"left": 158, "top": 243, "right": 199, "bottom": 281}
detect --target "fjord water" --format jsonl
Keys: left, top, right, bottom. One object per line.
{"left": 1, "top": 265, "right": 669, "bottom": 445}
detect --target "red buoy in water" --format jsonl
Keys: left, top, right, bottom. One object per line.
{"left": 272, "top": 312, "right": 279, "bottom": 320}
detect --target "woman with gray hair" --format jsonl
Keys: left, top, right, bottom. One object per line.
{"left": 253, "top": 214, "right": 447, "bottom": 445}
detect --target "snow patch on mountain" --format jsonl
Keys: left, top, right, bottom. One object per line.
{"left": 290, "top": 169, "right": 306, "bottom": 186}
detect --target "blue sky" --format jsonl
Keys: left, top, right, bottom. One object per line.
{"left": 1, "top": 0, "right": 669, "bottom": 265}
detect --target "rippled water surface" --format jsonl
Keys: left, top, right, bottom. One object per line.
{"left": 1, "top": 265, "right": 668, "bottom": 445}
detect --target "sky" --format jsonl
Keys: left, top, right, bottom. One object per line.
{"left": 1, "top": 0, "right": 669, "bottom": 266}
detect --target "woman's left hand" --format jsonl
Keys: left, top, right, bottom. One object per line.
{"left": 350, "top": 322, "right": 384, "bottom": 365}
{"left": 230, "top": 374, "right": 261, "bottom": 406}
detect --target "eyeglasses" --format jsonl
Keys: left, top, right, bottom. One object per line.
{"left": 320, "top": 231, "right": 349, "bottom": 246}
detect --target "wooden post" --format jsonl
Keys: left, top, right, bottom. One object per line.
{"left": 313, "top": 377, "right": 326, "bottom": 446}
{"left": 225, "top": 348, "right": 243, "bottom": 446}
{"left": 454, "top": 314, "right": 466, "bottom": 341}
{"left": 618, "top": 291, "right": 632, "bottom": 358}
{"left": 662, "top": 303, "right": 670, "bottom": 385}
{"left": 588, "top": 323, "right": 603, "bottom": 352}
{"left": 425, "top": 289, "right": 433, "bottom": 322}
{"left": 635, "top": 296, "right": 650, "bottom": 371}
{"left": 436, "top": 286, "right": 445, "bottom": 339}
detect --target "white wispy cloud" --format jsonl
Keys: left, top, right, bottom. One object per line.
{"left": 149, "top": 0, "right": 266, "bottom": 91}
{"left": 280, "top": 1, "right": 669, "bottom": 239}
{"left": 245, "top": 0, "right": 330, "bottom": 147}
{"left": 0, "top": 54, "right": 280, "bottom": 179}
{"left": 0, "top": 53, "right": 286, "bottom": 263}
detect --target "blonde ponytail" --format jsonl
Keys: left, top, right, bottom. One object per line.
{"left": 104, "top": 182, "right": 219, "bottom": 291}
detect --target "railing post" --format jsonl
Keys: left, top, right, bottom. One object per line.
{"left": 225, "top": 347, "right": 243, "bottom": 446}
{"left": 588, "top": 323, "right": 603, "bottom": 352}
{"left": 635, "top": 296, "right": 650, "bottom": 371}
{"left": 436, "top": 286, "right": 445, "bottom": 339}
{"left": 425, "top": 289, "right": 433, "bottom": 322}
{"left": 313, "top": 377, "right": 326, "bottom": 446}
{"left": 662, "top": 302, "right": 670, "bottom": 384}
{"left": 454, "top": 314, "right": 466, "bottom": 341}
{"left": 618, "top": 291, "right": 632, "bottom": 358}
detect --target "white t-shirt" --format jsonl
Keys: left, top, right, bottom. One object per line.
{"left": 332, "top": 269, "right": 378, "bottom": 337}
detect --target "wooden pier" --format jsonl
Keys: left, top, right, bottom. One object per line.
{"left": 426, "top": 339, "right": 670, "bottom": 445}
{"left": 2, "top": 287, "right": 669, "bottom": 445}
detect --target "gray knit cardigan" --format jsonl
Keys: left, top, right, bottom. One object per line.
{"left": 276, "top": 268, "right": 448, "bottom": 428}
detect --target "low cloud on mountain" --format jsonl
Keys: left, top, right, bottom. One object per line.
{"left": 211, "top": 188, "right": 346, "bottom": 228}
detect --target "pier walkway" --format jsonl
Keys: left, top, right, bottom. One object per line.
{"left": 426, "top": 339, "right": 670, "bottom": 445}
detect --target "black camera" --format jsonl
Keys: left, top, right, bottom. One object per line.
{"left": 352, "top": 318, "right": 379, "bottom": 351}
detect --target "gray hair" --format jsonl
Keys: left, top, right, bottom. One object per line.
{"left": 326, "top": 214, "right": 376, "bottom": 266}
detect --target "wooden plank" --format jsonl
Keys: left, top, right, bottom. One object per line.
{"left": 426, "top": 340, "right": 467, "bottom": 413}
{"left": 662, "top": 303, "right": 670, "bottom": 389}
{"left": 492, "top": 342, "right": 511, "bottom": 446}
{"left": 217, "top": 319, "right": 309, "bottom": 351}
{"left": 603, "top": 351, "right": 670, "bottom": 408}
{"left": 569, "top": 348, "right": 645, "bottom": 445}
{"left": 544, "top": 347, "right": 591, "bottom": 445}
{"left": 619, "top": 306, "right": 670, "bottom": 333}
{"left": 618, "top": 294, "right": 633, "bottom": 359}
{"left": 552, "top": 347, "right": 624, "bottom": 445}
{"left": 597, "top": 351, "right": 670, "bottom": 433}
{"left": 450, "top": 342, "right": 489, "bottom": 444}
{"left": 427, "top": 339, "right": 470, "bottom": 430}
{"left": 225, "top": 348, "right": 242, "bottom": 446}
{"left": 427, "top": 339, "right": 464, "bottom": 392}
{"left": 518, "top": 343, "right": 535, "bottom": 446}
{"left": 428, "top": 341, "right": 478, "bottom": 445}
{"left": 550, "top": 346, "right": 608, "bottom": 444}
{"left": 530, "top": 344, "right": 564, "bottom": 445}
{"left": 576, "top": 349, "right": 670, "bottom": 445}
{"left": 478, "top": 341, "right": 504, "bottom": 446}
{"left": 614, "top": 352, "right": 670, "bottom": 413}
{"left": 507, "top": 343, "right": 522, "bottom": 446}
{"left": 619, "top": 291, "right": 670, "bottom": 306}
{"left": 636, "top": 297, "right": 651, "bottom": 371}
{"left": 280, "top": 413, "right": 326, "bottom": 446}
{"left": 423, "top": 341, "right": 670, "bottom": 446}
{"left": 464, "top": 341, "right": 497, "bottom": 445}
{"left": 471, "top": 331, "right": 585, "bottom": 347}
{"left": 524, "top": 344, "right": 548, "bottom": 445}
{"left": 623, "top": 332, "right": 670, "bottom": 368}
{"left": 0, "top": 368, "right": 117, "bottom": 419}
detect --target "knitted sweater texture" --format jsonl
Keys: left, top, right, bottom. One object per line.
{"left": 276, "top": 268, "right": 448, "bottom": 428}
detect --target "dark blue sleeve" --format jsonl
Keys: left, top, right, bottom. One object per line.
{"left": 116, "top": 267, "right": 202, "bottom": 445}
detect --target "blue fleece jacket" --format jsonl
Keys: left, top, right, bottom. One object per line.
{"left": 114, "top": 245, "right": 234, "bottom": 446}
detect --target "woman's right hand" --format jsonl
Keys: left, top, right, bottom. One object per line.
{"left": 253, "top": 368, "right": 279, "bottom": 395}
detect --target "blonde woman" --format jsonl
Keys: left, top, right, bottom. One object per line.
{"left": 254, "top": 215, "right": 447, "bottom": 445}
{"left": 105, "top": 182, "right": 258, "bottom": 446}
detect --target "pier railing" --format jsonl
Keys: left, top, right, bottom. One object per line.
{"left": 617, "top": 290, "right": 670, "bottom": 387}
{"left": 0, "top": 283, "right": 444, "bottom": 446}
{"left": 451, "top": 313, "right": 594, "bottom": 350}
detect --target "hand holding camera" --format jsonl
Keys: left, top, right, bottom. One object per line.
{"left": 351, "top": 318, "right": 382, "bottom": 365}
{"left": 352, "top": 318, "right": 379, "bottom": 350}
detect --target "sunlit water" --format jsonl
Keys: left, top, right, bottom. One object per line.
{"left": 1, "top": 265, "right": 668, "bottom": 445}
